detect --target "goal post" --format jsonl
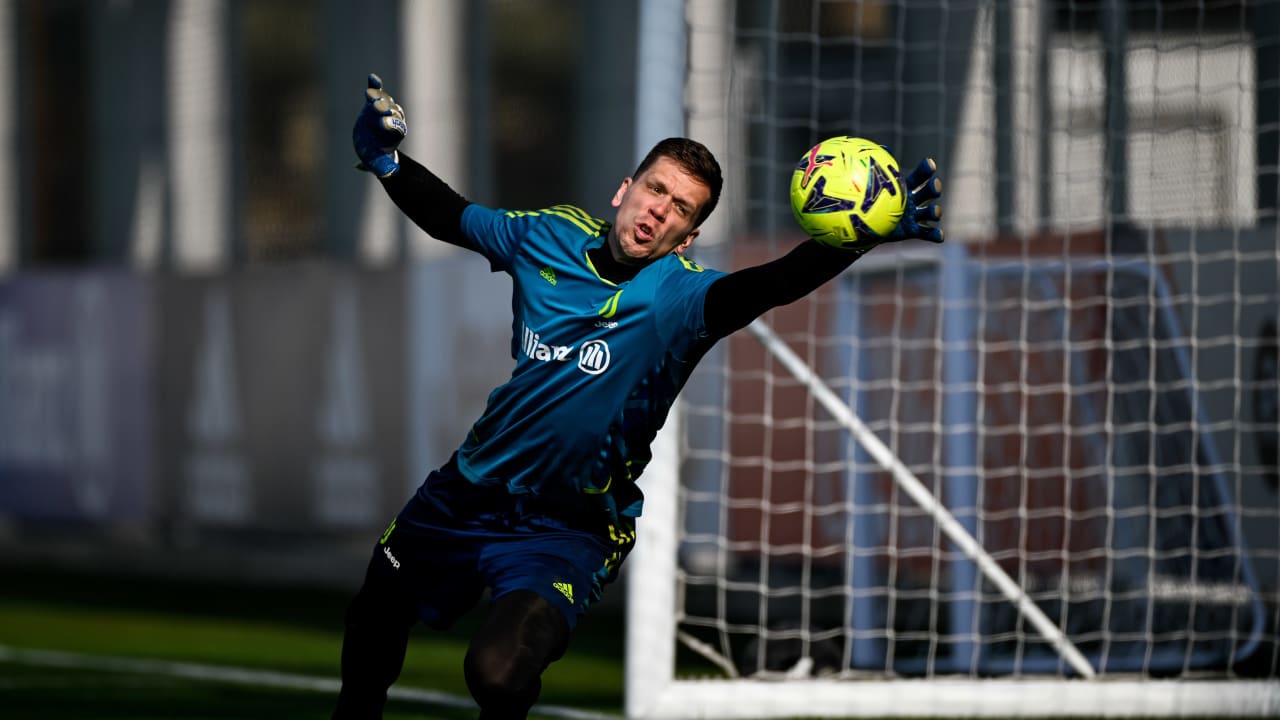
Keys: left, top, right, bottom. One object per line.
{"left": 626, "top": 0, "right": 1280, "bottom": 717}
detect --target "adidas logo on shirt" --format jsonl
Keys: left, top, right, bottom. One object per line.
{"left": 553, "top": 582, "right": 574, "bottom": 603}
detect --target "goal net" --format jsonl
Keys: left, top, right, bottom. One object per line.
{"left": 626, "top": 1, "right": 1280, "bottom": 717}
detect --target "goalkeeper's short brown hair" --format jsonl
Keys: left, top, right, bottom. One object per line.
{"left": 633, "top": 137, "right": 723, "bottom": 227}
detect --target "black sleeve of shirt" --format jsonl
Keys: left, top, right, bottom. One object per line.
{"left": 702, "top": 240, "right": 871, "bottom": 339}
{"left": 377, "top": 151, "right": 477, "bottom": 251}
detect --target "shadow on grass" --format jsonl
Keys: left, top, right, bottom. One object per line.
{"left": 0, "top": 562, "right": 627, "bottom": 715}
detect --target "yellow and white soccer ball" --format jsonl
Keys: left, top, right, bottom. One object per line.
{"left": 789, "top": 136, "right": 906, "bottom": 248}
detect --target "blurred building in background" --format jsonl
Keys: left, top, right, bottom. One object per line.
{"left": 0, "top": 0, "right": 638, "bottom": 270}
{"left": 0, "top": 0, "right": 640, "bottom": 587}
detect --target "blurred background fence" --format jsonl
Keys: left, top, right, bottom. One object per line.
{"left": 0, "top": 0, "right": 1277, "bottom": 653}
{"left": 1, "top": 0, "right": 632, "bottom": 586}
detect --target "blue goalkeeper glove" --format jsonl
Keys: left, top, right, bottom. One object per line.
{"left": 884, "top": 158, "right": 944, "bottom": 244}
{"left": 353, "top": 73, "right": 407, "bottom": 178}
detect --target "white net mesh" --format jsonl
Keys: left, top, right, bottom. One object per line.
{"left": 629, "top": 1, "right": 1280, "bottom": 716}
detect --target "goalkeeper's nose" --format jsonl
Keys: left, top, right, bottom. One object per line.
{"left": 649, "top": 200, "right": 670, "bottom": 223}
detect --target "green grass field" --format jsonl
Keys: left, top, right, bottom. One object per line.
{"left": 0, "top": 564, "right": 625, "bottom": 719}
{"left": 5, "top": 563, "right": 1261, "bottom": 720}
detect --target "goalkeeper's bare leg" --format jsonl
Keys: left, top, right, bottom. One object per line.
{"left": 465, "top": 589, "right": 571, "bottom": 720}
{"left": 333, "top": 580, "right": 571, "bottom": 720}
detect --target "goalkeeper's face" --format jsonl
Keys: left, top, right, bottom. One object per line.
{"left": 607, "top": 157, "right": 711, "bottom": 265}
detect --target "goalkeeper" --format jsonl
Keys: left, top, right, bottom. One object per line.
{"left": 334, "top": 73, "right": 943, "bottom": 720}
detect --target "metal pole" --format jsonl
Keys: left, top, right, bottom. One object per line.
{"left": 634, "top": 0, "right": 687, "bottom": 162}
{"left": 1101, "top": 0, "right": 1129, "bottom": 230}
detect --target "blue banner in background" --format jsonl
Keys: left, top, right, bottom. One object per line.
{"left": 0, "top": 271, "right": 152, "bottom": 522}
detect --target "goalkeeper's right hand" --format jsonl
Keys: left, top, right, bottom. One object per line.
{"left": 353, "top": 73, "right": 407, "bottom": 178}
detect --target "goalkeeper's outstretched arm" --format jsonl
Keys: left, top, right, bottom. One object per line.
{"left": 378, "top": 152, "right": 477, "bottom": 252}
{"left": 703, "top": 157, "right": 943, "bottom": 339}
{"left": 703, "top": 241, "right": 869, "bottom": 338}
{"left": 352, "top": 72, "right": 478, "bottom": 252}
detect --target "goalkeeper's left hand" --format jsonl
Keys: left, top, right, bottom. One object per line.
{"left": 883, "top": 158, "right": 944, "bottom": 244}
{"left": 353, "top": 73, "right": 407, "bottom": 178}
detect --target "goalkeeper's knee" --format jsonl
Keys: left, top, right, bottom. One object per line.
{"left": 463, "top": 591, "right": 570, "bottom": 718}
